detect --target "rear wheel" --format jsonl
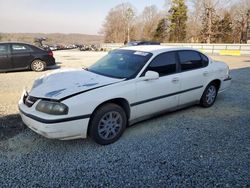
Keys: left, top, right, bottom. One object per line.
{"left": 31, "top": 60, "right": 46, "bottom": 72}
{"left": 200, "top": 83, "right": 218, "bottom": 107}
{"left": 89, "top": 103, "right": 127, "bottom": 145}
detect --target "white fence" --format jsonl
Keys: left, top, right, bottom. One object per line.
{"left": 101, "top": 43, "right": 250, "bottom": 56}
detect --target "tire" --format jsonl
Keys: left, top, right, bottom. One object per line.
{"left": 200, "top": 82, "right": 218, "bottom": 108}
{"left": 89, "top": 103, "right": 127, "bottom": 145}
{"left": 31, "top": 60, "right": 46, "bottom": 72}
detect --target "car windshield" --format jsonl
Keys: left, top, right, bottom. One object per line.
{"left": 88, "top": 49, "right": 152, "bottom": 79}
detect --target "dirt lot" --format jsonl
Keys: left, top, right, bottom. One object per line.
{"left": 0, "top": 50, "right": 249, "bottom": 187}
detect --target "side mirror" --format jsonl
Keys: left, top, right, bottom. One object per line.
{"left": 143, "top": 71, "right": 159, "bottom": 81}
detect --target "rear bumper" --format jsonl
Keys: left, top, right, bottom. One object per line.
{"left": 219, "top": 76, "right": 232, "bottom": 93}
{"left": 45, "top": 57, "right": 56, "bottom": 66}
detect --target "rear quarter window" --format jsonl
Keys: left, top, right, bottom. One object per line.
{"left": 12, "top": 44, "right": 33, "bottom": 53}
{"left": 201, "top": 53, "right": 209, "bottom": 67}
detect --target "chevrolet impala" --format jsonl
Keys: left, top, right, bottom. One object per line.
{"left": 19, "top": 46, "right": 232, "bottom": 145}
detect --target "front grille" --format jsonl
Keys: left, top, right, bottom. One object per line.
{"left": 24, "top": 95, "right": 39, "bottom": 107}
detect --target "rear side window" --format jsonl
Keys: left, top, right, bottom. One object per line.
{"left": 0, "top": 44, "right": 8, "bottom": 55}
{"left": 178, "top": 51, "right": 203, "bottom": 71}
{"left": 12, "top": 44, "right": 32, "bottom": 53}
{"left": 148, "top": 52, "right": 177, "bottom": 76}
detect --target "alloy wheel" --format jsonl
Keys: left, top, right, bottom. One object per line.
{"left": 32, "top": 60, "right": 45, "bottom": 71}
{"left": 97, "top": 111, "right": 123, "bottom": 140}
{"left": 206, "top": 85, "right": 217, "bottom": 105}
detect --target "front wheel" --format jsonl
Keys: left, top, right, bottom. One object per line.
{"left": 31, "top": 60, "right": 46, "bottom": 72}
{"left": 200, "top": 83, "right": 218, "bottom": 107}
{"left": 89, "top": 103, "right": 127, "bottom": 145}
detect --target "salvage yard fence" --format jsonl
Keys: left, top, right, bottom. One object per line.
{"left": 101, "top": 43, "right": 250, "bottom": 56}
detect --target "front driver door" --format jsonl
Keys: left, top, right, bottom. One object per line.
{"left": 133, "top": 51, "right": 181, "bottom": 118}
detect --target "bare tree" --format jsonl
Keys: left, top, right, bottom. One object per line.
{"left": 101, "top": 0, "right": 250, "bottom": 44}
{"left": 101, "top": 3, "right": 135, "bottom": 43}
{"left": 195, "top": 0, "right": 232, "bottom": 43}
{"left": 186, "top": 0, "right": 203, "bottom": 42}
{"left": 230, "top": 0, "right": 250, "bottom": 43}
{"left": 135, "top": 5, "right": 162, "bottom": 40}
{"left": 202, "top": 0, "right": 221, "bottom": 43}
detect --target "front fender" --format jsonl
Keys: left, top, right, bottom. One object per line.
{"left": 62, "top": 80, "right": 136, "bottom": 118}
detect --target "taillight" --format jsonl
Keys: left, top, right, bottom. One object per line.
{"left": 48, "top": 51, "right": 53, "bottom": 57}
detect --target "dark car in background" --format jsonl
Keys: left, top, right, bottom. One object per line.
{"left": 0, "top": 42, "right": 55, "bottom": 72}
{"left": 125, "top": 41, "right": 160, "bottom": 46}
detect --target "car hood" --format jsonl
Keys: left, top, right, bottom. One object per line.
{"left": 29, "top": 69, "right": 123, "bottom": 100}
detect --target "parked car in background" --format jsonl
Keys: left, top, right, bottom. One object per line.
{"left": 19, "top": 46, "right": 231, "bottom": 145}
{"left": 125, "top": 41, "right": 160, "bottom": 46}
{"left": 0, "top": 42, "right": 55, "bottom": 72}
{"left": 79, "top": 44, "right": 102, "bottom": 51}
{"left": 48, "top": 45, "right": 58, "bottom": 51}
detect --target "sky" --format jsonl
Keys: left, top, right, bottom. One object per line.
{"left": 0, "top": 0, "right": 166, "bottom": 35}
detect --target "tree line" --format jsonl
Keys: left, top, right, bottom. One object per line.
{"left": 101, "top": 0, "right": 250, "bottom": 44}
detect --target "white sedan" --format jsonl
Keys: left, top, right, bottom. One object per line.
{"left": 19, "top": 46, "right": 232, "bottom": 145}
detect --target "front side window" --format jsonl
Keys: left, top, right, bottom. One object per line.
{"left": 178, "top": 51, "right": 203, "bottom": 71}
{"left": 147, "top": 52, "right": 177, "bottom": 76}
{"left": 0, "top": 44, "right": 8, "bottom": 55}
{"left": 12, "top": 44, "right": 32, "bottom": 53}
{"left": 88, "top": 50, "right": 152, "bottom": 79}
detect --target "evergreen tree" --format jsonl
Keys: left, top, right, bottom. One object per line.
{"left": 168, "top": 0, "right": 188, "bottom": 42}
{"left": 216, "top": 12, "right": 233, "bottom": 43}
{"left": 153, "top": 18, "right": 168, "bottom": 42}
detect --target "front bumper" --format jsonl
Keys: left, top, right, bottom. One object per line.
{"left": 19, "top": 99, "right": 90, "bottom": 140}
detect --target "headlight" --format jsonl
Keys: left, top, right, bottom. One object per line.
{"left": 36, "top": 100, "right": 68, "bottom": 115}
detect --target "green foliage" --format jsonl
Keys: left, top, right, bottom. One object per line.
{"left": 201, "top": 10, "right": 233, "bottom": 43}
{"left": 154, "top": 18, "right": 168, "bottom": 42}
{"left": 168, "top": 0, "right": 187, "bottom": 42}
{"left": 102, "top": 0, "right": 248, "bottom": 44}
{"left": 216, "top": 12, "right": 233, "bottom": 43}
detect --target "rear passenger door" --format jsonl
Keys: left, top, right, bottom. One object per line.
{"left": 178, "top": 50, "right": 209, "bottom": 105}
{"left": 11, "top": 44, "right": 34, "bottom": 69}
{"left": 134, "top": 51, "right": 181, "bottom": 118}
{"left": 0, "top": 44, "right": 12, "bottom": 70}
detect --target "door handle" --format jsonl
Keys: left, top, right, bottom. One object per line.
{"left": 172, "top": 77, "right": 179, "bottom": 83}
{"left": 203, "top": 71, "right": 209, "bottom": 76}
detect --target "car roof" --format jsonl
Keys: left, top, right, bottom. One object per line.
{"left": 0, "top": 42, "right": 45, "bottom": 51}
{"left": 127, "top": 41, "right": 160, "bottom": 44}
{"left": 121, "top": 45, "right": 201, "bottom": 55}
{"left": 0, "top": 41, "right": 33, "bottom": 45}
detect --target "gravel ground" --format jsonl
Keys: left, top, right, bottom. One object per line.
{"left": 0, "top": 50, "right": 249, "bottom": 187}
